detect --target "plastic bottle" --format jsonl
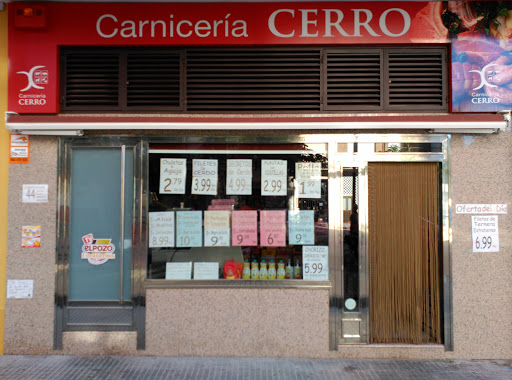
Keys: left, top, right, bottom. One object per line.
{"left": 251, "top": 260, "right": 260, "bottom": 280}
{"left": 294, "top": 259, "right": 301, "bottom": 279}
{"left": 242, "top": 259, "right": 251, "bottom": 279}
{"left": 277, "top": 260, "right": 286, "bottom": 279}
{"left": 285, "top": 259, "right": 293, "bottom": 279}
{"left": 268, "top": 259, "right": 277, "bottom": 279}
{"left": 259, "top": 260, "right": 268, "bottom": 279}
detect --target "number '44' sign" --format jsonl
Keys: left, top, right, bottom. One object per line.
{"left": 22, "top": 184, "right": 48, "bottom": 203}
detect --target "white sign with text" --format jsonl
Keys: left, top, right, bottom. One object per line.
{"left": 471, "top": 215, "right": 499, "bottom": 252}
{"left": 302, "top": 246, "right": 328, "bottom": 280}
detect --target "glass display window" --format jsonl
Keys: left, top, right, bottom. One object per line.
{"left": 147, "top": 143, "right": 329, "bottom": 281}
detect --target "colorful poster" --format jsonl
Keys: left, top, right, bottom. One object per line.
{"left": 259, "top": 210, "right": 286, "bottom": 247}
{"left": 22, "top": 225, "right": 41, "bottom": 248}
{"left": 232, "top": 210, "right": 258, "bottom": 246}
{"left": 295, "top": 162, "right": 321, "bottom": 199}
{"left": 448, "top": 2, "right": 512, "bottom": 112}
{"left": 80, "top": 233, "right": 116, "bottom": 265}
{"left": 159, "top": 158, "right": 186, "bottom": 194}
{"left": 176, "top": 211, "right": 203, "bottom": 247}
{"left": 226, "top": 159, "right": 252, "bottom": 195}
{"left": 303, "top": 246, "right": 329, "bottom": 280}
{"left": 192, "top": 159, "right": 218, "bottom": 195}
{"left": 288, "top": 210, "right": 315, "bottom": 245}
{"left": 149, "top": 211, "right": 175, "bottom": 248}
{"left": 204, "top": 210, "right": 231, "bottom": 247}
{"left": 261, "top": 160, "right": 287, "bottom": 196}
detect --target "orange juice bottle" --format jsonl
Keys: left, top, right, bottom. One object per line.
{"left": 242, "top": 259, "right": 251, "bottom": 279}
{"left": 268, "top": 259, "right": 277, "bottom": 279}
{"left": 251, "top": 260, "right": 260, "bottom": 280}
{"left": 260, "top": 260, "right": 268, "bottom": 279}
{"left": 277, "top": 260, "right": 286, "bottom": 279}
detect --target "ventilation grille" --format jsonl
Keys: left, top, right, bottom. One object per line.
{"left": 186, "top": 50, "right": 321, "bottom": 111}
{"left": 64, "top": 54, "right": 119, "bottom": 108}
{"left": 127, "top": 53, "right": 181, "bottom": 108}
{"left": 61, "top": 47, "right": 447, "bottom": 112}
{"left": 325, "top": 51, "right": 382, "bottom": 110}
{"left": 388, "top": 51, "right": 445, "bottom": 109}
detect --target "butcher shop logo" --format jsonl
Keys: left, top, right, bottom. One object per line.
{"left": 81, "top": 233, "right": 116, "bottom": 266}
{"left": 17, "top": 65, "right": 48, "bottom": 92}
{"left": 469, "top": 63, "right": 499, "bottom": 91}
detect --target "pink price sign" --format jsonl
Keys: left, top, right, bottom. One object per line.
{"left": 232, "top": 210, "right": 258, "bottom": 246}
{"left": 259, "top": 210, "right": 286, "bottom": 247}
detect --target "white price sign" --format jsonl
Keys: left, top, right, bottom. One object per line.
{"left": 295, "top": 162, "right": 321, "bottom": 199}
{"left": 192, "top": 159, "right": 218, "bottom": 195}
{"left": 204, "top": 211, "right": 230, "bottom": 247}
{"left": 261, "top": 160, "right": 287, "bottom": 196}
{"left": 226, "top": 159, "right": 252, "bottom": 195}
{"left": 159, "top": 158, "right": 186, "bottom": 194}
{"left": 302, "top": 246, "right": 329, "bottom": 280}
{"left": 472, "top": 215, "right": 499, "bottom": 252}
{"left": 149, "top": 211, "right": 175, "bottom": 248}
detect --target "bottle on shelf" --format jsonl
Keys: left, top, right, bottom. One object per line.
{"left": 260, "top": 260, "right": 268, "bottom": 279}
{"left": 294, "top": 259, "right": 301, "bottom": 279}
{"left": 251, "top": 260, "right": 260, "bottom": 280}
{"left": 242, "top": 259, "right": 251, "bottom": 279}
{"left": 268, "top": 259, "right": 277, "bottom": 279}
{"left": 277, "top": 260, "right": 286, "bottom": 279}
{"left": 285, "top": 259, "right": 293, "bottom": 279}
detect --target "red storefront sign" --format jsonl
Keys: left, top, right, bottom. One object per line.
{"left": 7, "top": 2, "right": 443, "bottom": 114}
{"left": 8, "top": 2, "right": 512, "bottom": 113}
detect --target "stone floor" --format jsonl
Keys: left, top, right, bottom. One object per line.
{"left": 0, "top": 355, "right": 509, "bottom": 380}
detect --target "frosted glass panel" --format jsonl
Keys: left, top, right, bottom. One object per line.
{"left": 69, "top": 148, "right": 132, "bottom": 301}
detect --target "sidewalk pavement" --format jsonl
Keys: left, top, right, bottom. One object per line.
{"left": 0, "top": 355, "right": 509, "bottom": 380}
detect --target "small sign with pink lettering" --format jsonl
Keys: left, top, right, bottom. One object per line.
{"left": 259, "top": 210, "right": 286, "bottom": 247}
{"left": 232, "top": 210, "right": 258, "bottom": 246}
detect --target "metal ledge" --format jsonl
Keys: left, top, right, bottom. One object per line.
{"left": 5, "top": 112, "right": 508, "bottom": 136}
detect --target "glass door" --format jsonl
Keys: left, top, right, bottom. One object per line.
{"left": 338, "top": 163, "right": 368, "bottom": 344}
{"left": 68, "top": 147, "right": 133, "bottom": 302}
{"left": 55, "top": 139, "right": 145, "bottom": 350}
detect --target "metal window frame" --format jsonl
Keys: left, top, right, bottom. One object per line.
{"left": 330, "top": 134, "right": 452, "bottom": 351}
{"left": 54, "top": 133, "right": 452, "bottom": 353}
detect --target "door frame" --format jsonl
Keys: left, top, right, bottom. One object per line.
{"left": 330, "top": 134, "right": 452, "bottom": 350}
{"left": 54, "top": 137, "right": 146, "bottom": 349}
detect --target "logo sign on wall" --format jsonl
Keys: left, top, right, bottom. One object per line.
{"left": 449, "top": 2, "right": 512, "bottom": 112}
{"left": 16, "top": 65, "right": 49, "bottom": 109}
{"left": 81, "top": 233, "right": 116, "bottom": 265}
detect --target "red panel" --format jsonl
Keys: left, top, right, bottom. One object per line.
{"left": 7, "top": 2, "right": 439, "bottom": 114}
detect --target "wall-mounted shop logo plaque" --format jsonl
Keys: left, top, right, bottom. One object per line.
{"left": 81, "top": 233, "right": 116, "bottom": 265}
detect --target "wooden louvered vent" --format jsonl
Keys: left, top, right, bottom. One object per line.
{"left": 61, "top": 47, "right": 447, "bottom": 112}
{"left": 325, "top": 51, "right": 382, "bottom": 111}
{"left": 63, "top": 54, "right": 119, "bottom": 108}
{"left": 186, "top": 50, "right": 321, "bottom": 111}
{"left": 387, "top": 50, "right": 446, "bottom": 110}
{"left": 127, "top": 53, "right": 181, "bottom": 108}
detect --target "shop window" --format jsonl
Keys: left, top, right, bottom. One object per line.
{"left": 147, "top": 143, "right": 329, "bottom": 281}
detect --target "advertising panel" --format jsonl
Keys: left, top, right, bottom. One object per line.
{"left": 448, "top": 2, "right": 512, "bottom": 112}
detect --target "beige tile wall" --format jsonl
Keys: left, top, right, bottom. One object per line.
{"left": 4, "top": 133, "right": 511, "bottom": 359}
